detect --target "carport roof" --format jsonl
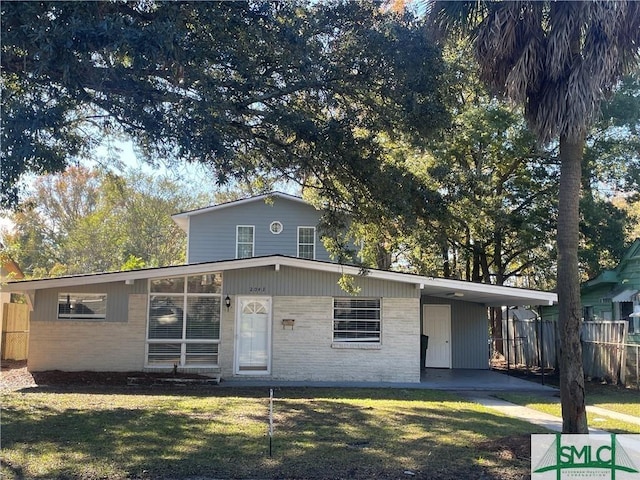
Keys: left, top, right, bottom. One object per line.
{"left": 3, "top": 255, "right": 556, "bottom": 307}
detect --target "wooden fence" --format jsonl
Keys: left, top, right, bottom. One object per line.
{"left": 499, "top": 317, "right": 639, "bottom": 388}
{"left": 1, "top": 303, "right": 29, "bottom": 360}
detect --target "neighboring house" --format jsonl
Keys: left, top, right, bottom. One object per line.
{"left": 542, "top": 239, "right": 640, "bottom": 343}
{"left": 4, "top": 192, "right": 557, "bottom": 383}
{"left": 1, "top": 248, "right": 26, "bottom": 360}
{"left": 1, "top": 247, "right": 25, "bottom": 302}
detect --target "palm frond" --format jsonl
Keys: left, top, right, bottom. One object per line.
{"left": 427, "top": 0, "right": 487, "bottom": 41}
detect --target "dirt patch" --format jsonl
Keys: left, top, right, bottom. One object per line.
{"left": 1, "top": 360, "right": 213, "bottom": 393}
{"left": 477, "top": 433, "right": 531, "bottom": 462}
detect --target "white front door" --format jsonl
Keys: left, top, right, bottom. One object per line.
{"left": 422, "top": 304, "right": 452, "bottom": 368}
{"left": 235, "top": 297, "right": 271, "bottom": 375}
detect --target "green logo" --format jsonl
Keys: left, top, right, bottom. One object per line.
{"left": 532, "top": 434, "right": 640, "bottom": 479}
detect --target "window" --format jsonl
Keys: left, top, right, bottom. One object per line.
{"left": 58, "top": 293, "right": 107, "bottom": 320}
{"left": 333, "top": 298, "right": 381, "bottom": 343}
{"left": 236, "top": 226, "right": 254, "bottom": 258}
{"left": 298, "top": 226, "right": 315, "bottom": 259}
{"left": 147, "top": 273, "right": 222, "bottom": 367}
{"left": 269, "top": 221, "right": 283, "bottom": 234}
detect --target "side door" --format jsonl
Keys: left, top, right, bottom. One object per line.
{"left": 422, "top": 304, "right": 452, "bottom": 368}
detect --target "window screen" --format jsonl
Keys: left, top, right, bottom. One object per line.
{"left": 58, "top": 293, "right": 107, "bottom": 320}
{"left": 333, "top": 298, "right": 381, "bottom": 342}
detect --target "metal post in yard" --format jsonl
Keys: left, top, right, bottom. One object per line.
{"left": 269, "top": 388, "right": 274, "bottom": 457}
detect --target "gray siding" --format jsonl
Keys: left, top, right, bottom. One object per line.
{"left": 422, "top": 296, "right": 489, "bottom": 369}
{"left": 32, "top": 280, "right": 147, "bottom": 323}
{"left": 224, "top": 265, "right": 420, "bottom": 298}
{"left": 188, "top": 197, "right": 332, "bottom": 263}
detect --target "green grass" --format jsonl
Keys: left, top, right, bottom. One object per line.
{"left": 494, "top": 390, "right": 640, "bottom": 434}
{"left": 1, "top": 387, "right": 547, "bottom": 480}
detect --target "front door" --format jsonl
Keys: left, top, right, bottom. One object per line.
{"left": 422, "top": 304, "right": 452, "bottom": 368}
{"left": 235, "top": 297, "right": 271, "bottom": 375}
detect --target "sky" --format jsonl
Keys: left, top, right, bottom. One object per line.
{"left": 0, "top": 137, "right": 299, "bottom": 235}
{"left": 0, "top": 139, "right": 212, "bottom": 234}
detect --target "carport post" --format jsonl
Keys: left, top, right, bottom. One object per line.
{"left": 537, "top": 307, "right": 545, "bottom": 386}
{"left": 506, "top": 311, "right": 510, "bottom": 373}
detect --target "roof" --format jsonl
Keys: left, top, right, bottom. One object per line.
{"left": 4, "top": 255, "right": 557, "bottom": 307}
{"left": 171, "top": 191, "right": 309, "bottom": 232}
{"left": 582, "top": 238, "right": 640, "bottom": 291}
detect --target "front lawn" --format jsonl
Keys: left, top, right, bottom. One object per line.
{"left": 1, "top": 386, "right": 546, "bottom": 480}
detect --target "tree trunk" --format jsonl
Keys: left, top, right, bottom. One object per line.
{"left": 557, "top": 134, "right": 588, "bottom": 434}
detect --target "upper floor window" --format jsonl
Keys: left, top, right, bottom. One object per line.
{"left": 298, "top": 226, "right": 315, "bottom": 259}
{"left": 236, "top": 225, "right": 254, "bottom": 258}
{"left": 269, "top": 221, "right": 283, "bottom": 234}
{"left": 58, "top": 293, "right": 107, "bottom": 320}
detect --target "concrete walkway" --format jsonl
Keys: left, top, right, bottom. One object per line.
{"left": 460, "top": 390, "right": 640, "bottom": 433}
{"left": 586, "top": 405, "right": 640, "bottom": 426}
{"left": 463, "top": 393, "right": 609, "bottom": 433}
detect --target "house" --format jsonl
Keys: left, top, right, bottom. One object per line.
{"left": 3, "top": 192, "right": 557, "bottom": 383}
{"left": 1, "top": 245, "right": 24, "bottom": 307}
{"left": 1, "top": 247, "right": 26, "bottom": 360}
{"left": 541, "top": 239, "right": 640, "bottom": 343}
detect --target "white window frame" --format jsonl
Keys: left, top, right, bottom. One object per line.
{"left": 236, "top": 225, "right": 255, "bottom": 259}
{"left": 332, "top": 298, "right": 381, "bottom": 343}
{"left": 297, "top": 226, "right": 316, "bottom": 260}
{"left": 57, "top": 293, "right": 107, "bottom": 320}
{"left": 146, "top": 273, "right": 222, "bottom": 368}
{"left": 269, "top": 221, "right": 283, "bottom": 235}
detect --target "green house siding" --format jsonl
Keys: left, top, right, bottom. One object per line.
{"left": 541, "top": 239, "right": 640, "bottom": 341}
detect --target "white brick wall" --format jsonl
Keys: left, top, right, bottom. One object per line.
{"left": 28, "top": 294, "right": 147, "bottom": 372}
{"left": 269, "top": 296, "right": 420, "bottom": 382}
{"left": 219, "top": 306, "right": 235, "bottom": 377}
{"left": 27, "top": 293, "right": 421, "bottom": 383}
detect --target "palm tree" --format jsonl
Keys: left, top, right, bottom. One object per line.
{"left": 429, "top": 1, "right": 640, "bottom": 433}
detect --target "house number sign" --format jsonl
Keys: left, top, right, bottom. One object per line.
{"left": 249, "top": 286, "right": 266, "bottom": 293}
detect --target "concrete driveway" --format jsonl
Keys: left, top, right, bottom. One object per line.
{"left": 420, "top": 368, "right": 557, "bottom": 392}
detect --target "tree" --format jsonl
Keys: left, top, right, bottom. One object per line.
{"left": 1, "top": 167, "right": 208, "bottom": 277}
{"left": 578, "top": 73, "right": 640, "bottom": 277}
{"left": 1, "top": 1, "right": 448, "bottom": 209}
{"left": 430, "top": 1, "right": 640, "bottom": 433}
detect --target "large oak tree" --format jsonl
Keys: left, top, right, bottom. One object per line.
{"left": 1, "top": 1, "right": 448, "bottom": 210}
